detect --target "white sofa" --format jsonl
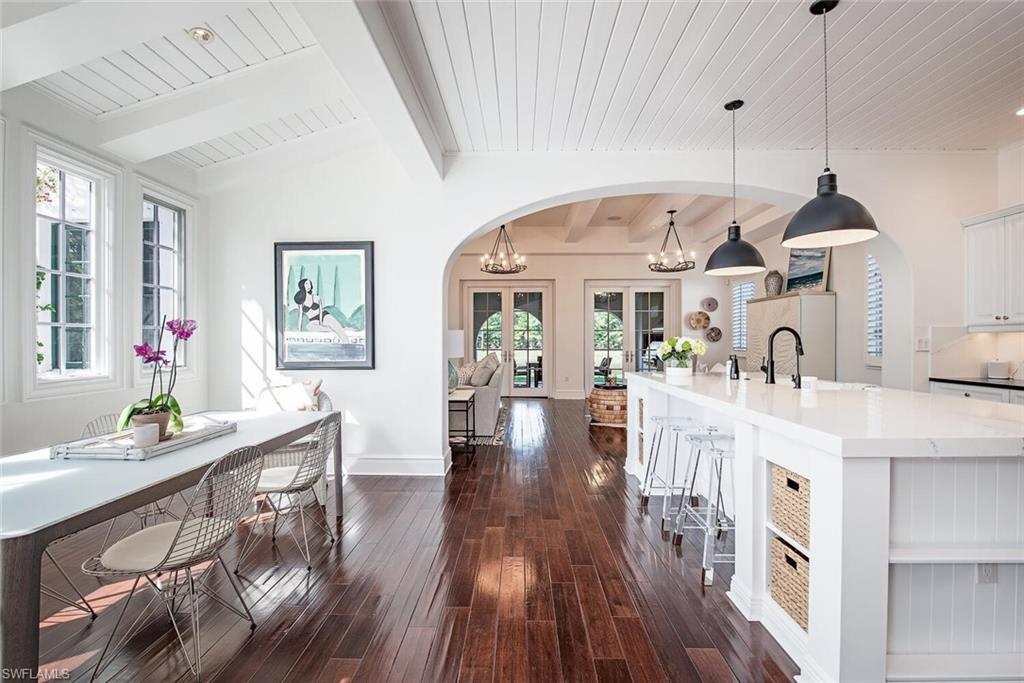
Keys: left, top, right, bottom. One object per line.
{"left": 450, "top": 363, "right": 505, "bottom": 437}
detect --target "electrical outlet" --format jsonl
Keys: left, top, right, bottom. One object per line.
{"left": 977, "top": 563, "right": 997, "bottom": 584}
{"left": 915, "top": 337, "right": 931, "bottom": 352}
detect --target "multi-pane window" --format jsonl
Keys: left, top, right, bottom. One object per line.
{"left": 731, "top": 281, "right": 755, "bottom": 352}
{"left": 142, "top": 198, "right": 186, "bottom": 362}
{"left": 35, "top": 162, "right": 94, "bottom": 375}
{"left": 472, "top": 291, "right": 502, "bottom": 361}
{"left": 866, "top": 254, "right": 883, "bottom": 365}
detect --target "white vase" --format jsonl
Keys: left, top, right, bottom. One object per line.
{"left": 665, "top": 366, "right": 692, "bottom": 385}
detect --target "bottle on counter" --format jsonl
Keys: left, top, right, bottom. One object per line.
{"left": 728, "top": 354, "right": 740, "bottom": 380}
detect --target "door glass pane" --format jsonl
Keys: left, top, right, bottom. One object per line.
{"left": 472, "top": 291, "right": 503, "bottom": 362}
{"left": 592, "top": 291, "right": 624, "bottom": 385}
{"left": 634, "top": 291, "right": 666, "bottom": 372}
{"left": 513, "top": 291, "right": 543, "bottom": 389}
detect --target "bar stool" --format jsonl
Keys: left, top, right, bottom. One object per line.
{"left": 672, "top": 432, "right": 735, "bottom": 586}
{"left": 639, "top": 416, "right": 718, "bottom": 531}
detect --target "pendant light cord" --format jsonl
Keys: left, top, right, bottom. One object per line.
{"left": 731, "top": 106, "right": 737, "bottom": 222}
{"left": 822, "top": 9, "right": 829, "bottom": 171}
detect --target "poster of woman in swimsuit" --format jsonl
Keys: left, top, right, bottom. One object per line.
{"left": 274, "top": 241, "right": 374, "bottom": 369}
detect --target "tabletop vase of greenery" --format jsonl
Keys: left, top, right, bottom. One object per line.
{"left": 657, "top": 336, "right": 707, "bottom": 385}
{"left": 118, "top": 316, "right": 198, "bottom": 438}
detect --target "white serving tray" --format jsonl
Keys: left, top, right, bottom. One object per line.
{"left": 50, "top": 415, "right": 238, "bottom": 461}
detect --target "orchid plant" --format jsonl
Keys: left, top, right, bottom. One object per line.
{"left": 117, "top": 316, "right": 198, "bottom": 432}
{"left": 657, "top": 336, "right": 707, "bottom": 369}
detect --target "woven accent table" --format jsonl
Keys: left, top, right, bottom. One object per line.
{"left": 587, "top": 385, "right": 627, "bottom": 428}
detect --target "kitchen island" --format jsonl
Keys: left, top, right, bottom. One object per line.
{"left": 625, "top": 371, "right": 1024, "bottom": 683}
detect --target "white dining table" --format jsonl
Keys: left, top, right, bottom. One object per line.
{"left": 0, "top": 410, "right": 340, "bottom": 676}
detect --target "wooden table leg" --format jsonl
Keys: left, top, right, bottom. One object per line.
{"left": 0, "top": 535, "right": 42, "bottom": 676}
{"left": 333, "top": 419, "right": 343, "bottom": 519}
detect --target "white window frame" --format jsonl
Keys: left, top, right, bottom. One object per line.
{"left": 865, "top": 253, "right": 883, "bottom": 368}
{"left": 731, "top": 280, "right": 755, "bottom": 353}
{"left": 132, "top": 176, "right": 200, "bottom": 387}
{"left": 22, "top": 129, "right": 123, "bottom": 400}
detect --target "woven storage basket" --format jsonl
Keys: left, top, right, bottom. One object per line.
{"left": 770, "top": 535, "right": 809, "bottom": 630}
{"left": 587, "top": 387, "right": 627, "bottom": 425}
{"left": 771, "top": 464, "right": 810, "bottom": 549}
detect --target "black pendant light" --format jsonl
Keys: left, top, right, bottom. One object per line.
{"left": 782, "top": 0, "right": 878, "bottom": 249}
{"left": 705, "top": 100, "right": 766, "bottom": 277}
{"left": 480, "top": 224, "right": 527, "bottom": 274}
{"left": 647, "top": 210, "right": 695, "bottom": 272}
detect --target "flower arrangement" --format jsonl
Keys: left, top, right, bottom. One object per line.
{"left": 118, "top": 316, "right": 198, "bottom": 434}
{"left": 657, "top": 336, "right": 707, "bottom": 369}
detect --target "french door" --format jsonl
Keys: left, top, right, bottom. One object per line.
{"left": 586, "top": 282, "right": 677, "bottom": 390}
{"left": 465, "top": 284, "right": 551, "bottom": 397}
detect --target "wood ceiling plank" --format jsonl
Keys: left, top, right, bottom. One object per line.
{"left": 123, "top": 44, "right": 192, "bottom": 89}
{"left": 380, "top": 1, "right": 462, "bottom": 152}
{"left": 411, "top": 0, "right": 481, "bottom": 151}
{"left": 250, "top": 4, "right": 302, "bottom": 54}
{"left": 657, "top": 1, "right": 802, "bottom": 151}
{"left": 602, "top": 1, "right": 707, "bottom": 151}
{"left": 206, "top": 15, "right": 266, "bottom": 67}
{"left": 78, "top": 57, "right": 155, "bottom": 102}
{"left": 559, "top": 0, "right": 619, "bottom": 151}
{"left": 513, "top": 0, "right": 542, "bottom": 152}
{"left": 463, "top": 0, "right": 504, "bottom": 151}
{"left": 40, "top": 71, "right": 120, "bottom": 112}
{"left": 62, "top": 64, "right": 138, "bottom": 108}
{"left": 531, "top": 0, "right": 569, "bottom": 152}
{"left": 102, "top": 50, "right": 175, "bottom": 96}
{"left": 162, "top": 30, "right": 229, "bottom": 78}
{"left": 144, "top": 36, "right": 209, "bottom": 83}
{"left": 229, "top": 8, "right": 285, "bottom": 60}
{"left": 436, "top": 0, "right": 493, "bottom": 150}
{"left": 490, "top": 1, "right": 518, "bottom": 152}
{"left": 573, "top": 0, "right": 648, "bottom": 151}
{"left": 271, "top": 1, "right": 317, "bottom": 47}
{"left": 628, "top": 0, "right": 761, "bottom": 152}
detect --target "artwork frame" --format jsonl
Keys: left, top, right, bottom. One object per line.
{"left": 784, "top": 247, "right": 831, "bottom": 293}
{"left": 274, "top": 241, "right": 375, "bottom": 370}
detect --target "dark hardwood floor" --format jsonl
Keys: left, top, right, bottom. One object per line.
{"left": 38, "top": 399, "right": 797, "bottom": 682}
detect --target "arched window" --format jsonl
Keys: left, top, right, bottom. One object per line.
{"left": 866, "top": 254, "right": 883, "bottom": 366}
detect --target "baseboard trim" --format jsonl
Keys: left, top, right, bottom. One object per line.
{"left": 342, "top": 454, "right": 448, "bottom": 476}
{"left": 555, "top": 390, "right": 586, "bottom": 400}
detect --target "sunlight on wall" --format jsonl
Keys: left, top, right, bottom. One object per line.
{"left": 240, "top": 298, "right": 284, "bottom": 408}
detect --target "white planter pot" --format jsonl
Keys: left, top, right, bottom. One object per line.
{"left": 665, "top": 366, "right": 692, "bottom": 385}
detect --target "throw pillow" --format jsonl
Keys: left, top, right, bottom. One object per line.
{"left": 470, "top": 352, "right": 499, "bottom": 387}
{"left": 456, "top": 361, "right": 477, "bottom": 386}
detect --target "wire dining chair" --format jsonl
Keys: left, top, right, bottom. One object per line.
{"left": 263, "top": 391, "right": 334, "bottom": 504}
{"left": 235, "top": 414, "right": 340, "bottom": 573}
{"left": 81, "top": 446, "right": 264, "bottom": 682}
{"left": 81, "top": 415, "right": 185, "bottom": 548}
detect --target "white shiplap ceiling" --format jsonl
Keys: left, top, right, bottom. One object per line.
{"left": 166, "top": 100, "right": 359, "bottom": 168}
{"left": 372, "top": 0, "right": 1024, "bottom": 153}
{"left": 32, "top": 2, "right": 317, "bottom": 116}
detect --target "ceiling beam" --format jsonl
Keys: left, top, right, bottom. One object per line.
{"left": 691, "top": 199, "right": 771, "bottom": 244}
{"left": 1, "top": 2, "right": 261, "bottom": 91}
{"left": 293, "top": 0, "right": 444, "bottom": 182}
{"left": 96, "top": 48, "right": 350, "bottom": 163}
{"left": 627, "top": 195, "right": 698, "bottom": 243}
{"left": 563, "top": 200, "right": 603, "bottom": 243}
{"left": 740, "top": 207, "right": 795, "bottom": 245}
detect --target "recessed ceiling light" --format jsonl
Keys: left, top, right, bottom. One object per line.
{"left": 1016, "top": 107, "right": 1024, "bottom": 117}
{"left": 607, "top": 215, "right": 622, "bottom": 221}
{"left": 189, "top": 27, "right": 215, "bottom": 45}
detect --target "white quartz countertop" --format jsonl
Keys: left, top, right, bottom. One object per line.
{"left": 626, "top": 372, "right": 1024, "bottom": 458}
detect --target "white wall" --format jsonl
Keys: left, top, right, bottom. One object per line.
{"left": 0, "top": 86, "right": 205, "bottom": 455}
{"left": 447, "top": 240, "right": 733, "bottom": 399}
{"left": 997, "top": 142, "right": 1023, "bottom": 207}
{"left": 197, "top": 144, "right": 998, "bottom": 475}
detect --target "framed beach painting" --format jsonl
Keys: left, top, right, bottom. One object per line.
{"left": 784, "top": 247, "right": 831, "bottom": 293}
{"left": 275, "top": 241, "right": 375, "bottom": 370}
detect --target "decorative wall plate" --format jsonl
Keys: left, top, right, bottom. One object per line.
{"left": 701, "top": 297, "right": 719, "bottom": 312}
{"left": 688, "top": 311, "right": 711, "bottom": 330}
{"left": 705, "top": 326, "right": 722, "bottom": 342}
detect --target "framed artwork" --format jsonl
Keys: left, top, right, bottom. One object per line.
{"left": 784, "top": 247, "right": 831, "bottom": 293}
{"left": 275, "top": 241, "right": 374, "bottom": 370}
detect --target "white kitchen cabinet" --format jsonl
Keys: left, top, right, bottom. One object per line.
{"left": 962, "top": 205, "right": 1024, "bottom": 329}
{"left": 929, "top": 381, "right": 1012, "bottom": 403}
{"left": 1011, "top": 391, "right": 1024, "bottom": 406}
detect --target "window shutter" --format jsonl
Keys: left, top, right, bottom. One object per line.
{"left": 731, "top": 281, "right": 755, "bottom": 352}
{"left": 866, "top": 254, "right": 883, "bottom": 361}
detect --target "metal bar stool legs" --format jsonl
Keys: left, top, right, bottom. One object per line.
{"left": 672, "top": 434, "right": 736, "bottom": 586}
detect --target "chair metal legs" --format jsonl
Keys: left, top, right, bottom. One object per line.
{"left": 235, "top": 489, "right": 335, "bottom": 573}
{"left": 41, "top": 549, "right": 96, "bottom": 619}
{"left": 90, "top": 554, "right": 255, "bottom": 682}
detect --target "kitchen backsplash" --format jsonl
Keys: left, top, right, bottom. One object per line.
{"left": 929, "top": 327, "right": 1024, "bottom": 378}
